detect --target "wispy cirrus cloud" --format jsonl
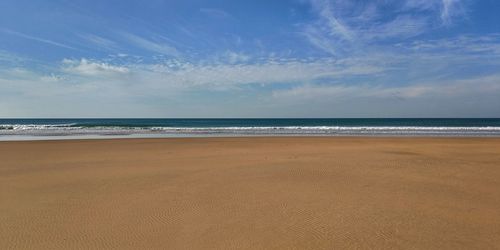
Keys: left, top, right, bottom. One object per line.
{"left": 0, "top": 65, "right": 365, "bottom": 117}
{"left": 0, "top": 50, "right": 30, "bottom": 66}
{"left": 441, "top": 0, "right": 466, "bottom": 25}
{"left": 129, "top": 57, "right": 384, "bottom": 90}
{"left": 313, "top": 0, "right": 354, "bottom": 41}
{"left": 0, "top": 0, "right": 495, "bottom": 118}
{"left": 120, "top": 32, "right": 181, "bottom": 57}
{"left": 399, "top": 34, "right": 500, "bottom": 56}
{"left": 302, "top": 0, "right": 468, "bottom": 55}
{"left": 0, "top": 28, "right": 78, "bottom": 50}
{"left": 3, "top": 33, "right": 499, "bottom": 93}
{"left": 199, "top": 8, "right": 231, "bottom": 18}
{"left": 1, "top": 37, "right": 499, "bottom": 118}
{"left": 272, "top": 74, "right": 500, "bottom": 101}
{"left": 78, "top": 33, "right": 121, "bottom": 52}
{"left": 0, "top": 53, "right": 387, "bottom": 103}
{"left": 362, "top": 15, "right": 429, "bottom": 41}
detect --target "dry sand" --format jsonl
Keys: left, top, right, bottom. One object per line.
{"left": 1, "top": 137, "right": 500, "bottom": 249}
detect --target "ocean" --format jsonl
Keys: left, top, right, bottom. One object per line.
{"left": 1, "top": 118, "right": 500, "bottom": 140}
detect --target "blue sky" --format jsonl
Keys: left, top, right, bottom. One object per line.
{"left": 1, "top": 0, "right": 499, "bottom": 117}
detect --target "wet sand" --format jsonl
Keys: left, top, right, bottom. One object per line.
{"left": 1, "top": 137, "right": 500, "bottom": 249}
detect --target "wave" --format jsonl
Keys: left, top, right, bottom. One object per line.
{"left": 0, "top": 124, "right": 79, "bottom": 130}
{"left": 2, "top": 124, "right": 500, "bottom": 130}
{"left": 2, "top": 124, "right": 500, "bottom": 137}
{"left": 151, "top": 126, "right": 500, "bottom": 131}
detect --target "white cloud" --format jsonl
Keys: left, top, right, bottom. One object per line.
{"left": 0, "top": 55, "right": 387, "bottom": 109}
{"left": 0, "top": 28, "right": 77, "bottom": 50}
{"left": 398, "top": 34, "right": 500, "bottom": 58}
{"left": 225, "top": 51, "right": 251, "bottom": 64}
{"left": 78, "top": 33, "right": 120, "bottom": 51}
{"left": 302, "top": 0, "right": 468, "bottom": 55}
{"left": 362, "top": 15, "right": 429, "bottom": 41}
{"left": 272, "top": 74, "right": 500, "bottom": 101}
{"left": 313, "top": 0, "right": 354, "bottom": 41}
{"left": 135, "top": 57, "right": 385, "bottom": 89}
{"left": 403, "top": 0, "right": 441, "bottom": 11}
{"left": 0, "top": 50, "right": 33, "bottom": 66}
{"left": 62, "top": 58, "right": 129, "bottom": 76}
{"left": 120, "top": 32, "right": 180, "bottom": 57}
{"left": 272, "top": 84, "right": 358, "bottom": 99}
{"left": 1, "top": 31, "right": 499, "bottom": 117}
{"left": 199, "top": 8, "right": 231, "bottom": 18}
{"left": 302, "top": 0, "right": 356, "bottom": 55}
{"left": 441, "top": 0, "right": 465, "bottom": 25}
{"left": 302, "top": 25, "right": 340, "bottom": 55}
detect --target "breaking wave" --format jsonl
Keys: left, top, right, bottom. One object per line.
{"left": 2, "top": 124, "right": 500, "bottom": 137}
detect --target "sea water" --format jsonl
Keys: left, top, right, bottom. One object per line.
{"left": 1, "top": 118, "right": 500, "bottom": 140}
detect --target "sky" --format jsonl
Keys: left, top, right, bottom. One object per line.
{"left": 0, "top": 0, "right": 499, "bottom": 118}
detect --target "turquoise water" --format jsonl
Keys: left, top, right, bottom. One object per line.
{"left": 1, "top": 118, "right": 500, "bottom": 138}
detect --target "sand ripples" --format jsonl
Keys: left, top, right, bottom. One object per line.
{"left": 1, "top": 137, "right": 500, "bottom": 249}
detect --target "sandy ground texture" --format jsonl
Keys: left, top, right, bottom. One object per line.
{"left": 1, "top": 137, "right": 500, "bottom": 249}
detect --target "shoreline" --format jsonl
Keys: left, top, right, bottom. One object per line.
{"left": 2, "top": 133, "right": 500, "bottom": 142}
{"left": 3, "top": 118, "right": 500, "bottom": 141}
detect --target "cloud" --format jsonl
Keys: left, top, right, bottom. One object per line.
{"left": 301, "top": 26, "right": 339, "bottom": 55}
{"left": 0, "top": 55, "right": 387, "bottom": 107}
{"left": 403, "top": 0, "right": 441, "bottom": 11}
{"left": 270, "top": 74, "right": 500, "bottom": 117}
{"left": 78, "top": 33, "right": 120, "bottom": 52}
{"left": 0, "top": 50, "right": 35, "bottom": 66}
{"left": 441, "top": 0, "right": 466, "bottom": 25}
{"left": 313, "top": 0, "right": 354, "bottom": 41}
{"left": 301, "top": 0, "right": 356, "bottom": 55}
{"left": 272, "top": 72, "right": 500, "bottom": 101}
{"left": 224, "top": 51, "right": 251, "bottom": 64}
{"left": 0, "top": 29, "right": 77, "bottom": 50}
{"left": 302, "top": 0, "right": 468, "bottom": 55}
{"left": 402, "top": 0, "right": 466, "bottom": 25}
{"left": 400, "top": 34, "right": 500, "bottom": 55}
{"left": 199, "top": 8, "right": 231, "bottom": 18}
{"left": 362, "top": 15, "right": 429, "bottom": 41}
{"left": 120, "top": 32, "right": 181, "bottom": 57}
{"left": 62, "top": 58, "right": 129, "bottom": 76}
{"left": 0, "top": 0, "right": 494, "bottom": 118}
{"left": 1, "top": 29, "right": 499, "bottom": 117}
{"left": 4, "top": 33, "right": 499, "bottom": 94}
{"left": 136, "top": 57, "right": 385, "bottom": 89}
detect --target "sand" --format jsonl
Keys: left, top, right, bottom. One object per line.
{"left": 1, "top": 137, "right": 500, "bottom": 249}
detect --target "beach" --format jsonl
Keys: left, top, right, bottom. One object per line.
{"left": 1, "top": 137, "right": 500, "bottom": 249}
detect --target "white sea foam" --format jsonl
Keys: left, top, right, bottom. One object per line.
{"left": 1, "top": 124, "right": 500, "bottom": 138}
{"left": 0, "top": 124, "right": 79, "bottom": 130}
{"left": 150, "top": 126, "right": 500, "bottom": 131}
